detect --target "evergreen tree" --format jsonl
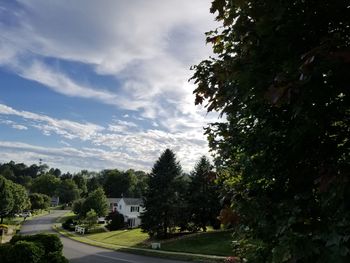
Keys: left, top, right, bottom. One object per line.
{"left": 187, "top": 156, "right": 221, "bottom": 231}
{"left": 141, "top": 149, "right": 183, "bottom": 238}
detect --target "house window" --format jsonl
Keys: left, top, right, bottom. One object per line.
{"left": 130, "top": 206, "right": 140, "bottom": 212}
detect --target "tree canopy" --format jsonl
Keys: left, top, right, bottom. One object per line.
{"left": 192, "top": 0, "right": 349, "bottom": 262}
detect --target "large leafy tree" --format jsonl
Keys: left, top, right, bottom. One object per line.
{"left": 141, "top": 149, "right": 183, "bottom": 238}
{"left": 57, "top": 179, "right": 80, "bottom": 204}
{"left": 0, "top": 176, "right": 14, "bottom": 223}
{"left": 9, "top": 182, "right": 30, "bottom": 214}
{"left": 102, "top": 169, "right": 132, "bottom": 198}
{"left": 29, "top": 193, "right": 51, "bottom": 210}
{"left": 31, "top": 174, "right": 60, "bottom": 197}
{"left": 192, "top": 0, "right": 349, "bottom": 262}
{"left": 81, "top": 187, "right": 108, "bottom": 217}
{"left": 187, "top": 156, "right": 221, "bottom": 231}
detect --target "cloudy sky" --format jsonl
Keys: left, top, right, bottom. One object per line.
{"left": 0, "top": 0, "right": 218, "bottom": 173}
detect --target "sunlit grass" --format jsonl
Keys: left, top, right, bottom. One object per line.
{"left": 86, "top": 228, "right": 149, "bottom": 247}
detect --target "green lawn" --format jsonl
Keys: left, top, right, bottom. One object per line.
{"left": 161, "top": 231, "right": 233, "bottom": 256}
{"left": 85, "top": 227, "right": 233, "bottom": 256}
{"left": 86, "top": 228, "right": 149, "bottom": 247}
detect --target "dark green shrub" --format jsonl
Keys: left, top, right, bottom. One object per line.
{"left": 9, "top": 240, "right": 44, "bottom": 263}
{"left": 106, "top": 211, "right": 125, "bottom": 230}
{"left": 62, "top": 218, "right": 77, "bottom": 231}
{"left": 0, "top": 243, "right": 11, "bottom": 263}
{"left": 42, "top": 251, "right": 69, "bottom": 263}
{"left": 11, "top": 233, "right": 63, "bottom": 255}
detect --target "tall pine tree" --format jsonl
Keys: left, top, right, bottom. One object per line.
{"left": 187, "top": 156, "right": 221, "bottom": 231}
{"left": 141, "top": 149, "right": 183, "bottom": 238}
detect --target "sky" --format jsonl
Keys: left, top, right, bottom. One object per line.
{"left": 0, "top": 0, "right": 219, "bottom": 173}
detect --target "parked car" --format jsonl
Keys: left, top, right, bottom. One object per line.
{"left": 97, "top": 217, "right": 106, "bottom": 224}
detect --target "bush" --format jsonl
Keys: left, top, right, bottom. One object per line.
{"left": 106, "top": 211, "right": 125, "bottom": 231}
{"left": 9, "top": 240, "right": 44, "bottom": 263}
{"left": 11, "top": 233, "right": 63, "bottom": 255}
{"left": 42, "top": 251, "right": 69, "bottom": 263}
{"left": 0, "top": 243, "right": 11, "bottom": 263}
{"left": 62, "top": 218, "right": 77, "bottom": 231}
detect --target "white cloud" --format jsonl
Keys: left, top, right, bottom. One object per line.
{"left": 0, "top": 103, "right": 104, "bottom": 140}
{"left": 12, "top": 124, "right": 28, "bottom": 130}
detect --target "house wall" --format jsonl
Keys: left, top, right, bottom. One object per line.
{"left": 115, "top": 198, "right": 144, "bottom": 228}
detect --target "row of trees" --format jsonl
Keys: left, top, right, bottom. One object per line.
{"left": 141, "top": 149, "right": 221, "bottom": 238}
{"left": 0, "top": 161, "right": 149, "bottom": 205}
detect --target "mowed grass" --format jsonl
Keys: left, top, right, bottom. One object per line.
{"left": 86, "top": 228, "right": 149, "bottom": 247}
{"left": 161, "top": 231, "right": 233, "bottom": 256}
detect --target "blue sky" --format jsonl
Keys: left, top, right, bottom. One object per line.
{"left": 0, "top": 0, "right": 218, "bottom": 172}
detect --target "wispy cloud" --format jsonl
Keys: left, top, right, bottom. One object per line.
{"left": 0, "top": 104, "right": 104, "bottom": 140}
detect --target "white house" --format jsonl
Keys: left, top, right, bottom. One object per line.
{"left": 107, "top": 197, "right": 144, "bottom": 228}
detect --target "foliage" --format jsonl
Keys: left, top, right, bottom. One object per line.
{"left": 187, "top": 156, "right": 221, "bottom": 231}
{"left": 42, "top": 251, "right": 69, "bottom": 263}
{"left": 9, "top": 233, "right": 67, "bottom": 263}
{"left": 83, "top": 209, "right": 98, "bottom": 231}
{"left": 0, "top": 176, "right": 14, "bottom": 223}
{"left": 81, "top": 187, "right": 108, "bottom": 217}
{"left": 57, "top": 179, "right": 80, "bottom": 204}
{"left": 0, "top": 243, "right": 11, "bottom": 263}
{"left": 101, "top": 169, "right": 148, "bottom": 198}
{"left": 0, "top": 176, "right": 30, "bottom": 223}
{"left": 192, "top": 0, "right": 350, "bottom": 262}
{"left": 62, "top": 218, "right": 77, "bottom": 231}
{"left": 31, "top": 174, "right": 60, "bottom": 197}
{"left": 72, "top": 199, "right": 84, "bottom": 216}
{"left": 29, "top": 193, "right": 51, "bottom": 210}
{"left": 11, "top": 233, "right": 63, "bottom": 255}
{"left": 72, "top": 174, "right": 88, "bottom": 197}
{"left": 141, "top": 149, "right": 184, "bottom": 238}
{"left": 9, "top": 182, "right": 30, "bottom": 214}
{"left": 106, "top": 210, "right": 125, "bottom": 231}
{"left": 9, "top": 240, "right": 44, "bottom": 263}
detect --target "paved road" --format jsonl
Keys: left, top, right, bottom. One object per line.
{"left": 20, "top": 210, "right": 187, "bottom": 263}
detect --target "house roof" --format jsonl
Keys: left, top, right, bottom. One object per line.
{"left": 107, "top": 198, "right": 121, "bottom": 203}
{"left": 122, "top": 198, "right": 143, "bottom": 206}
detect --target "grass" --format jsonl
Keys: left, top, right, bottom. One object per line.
{"left": 161, "top": 230, "right": 234, "bottom": 256}
{"left": 56, "top": 211, "right": 76, "bottom": 223}
{"left": 54, "top": 212, "right": 232, "bottom": 260}
{"left": 86, "top": 228, "right": 149, "bottom": 247}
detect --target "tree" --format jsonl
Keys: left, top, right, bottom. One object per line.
{"left": 141, "top": 149, "right": 183, "bottom": 238}
{"left": 187, "top": 156, "right": 221, "bottom": 231}
{"left": 106, "top": 211, "right": 125, "bottom": 230}
{"left": 9, "top": 182, "right": 30, "bottom": 214}
{"left": 29, "top": 193, "right": 50, "bottom": 211}
{"left": 83, "top": 209, "right": 98, "bottom": 231}
{"left": 192, "top": 0, "right": 349, "bottom": 262}
{"left": 57, "top": 179, "right": 80, "bottom": 204}
{"left": 102, "top": 169, "right": 132, "bottom": 198}
{"left": 0, "top": 176, "right": 14, "bottom": 223}
{"left": 72, "top": 199, "right": 84, "bottom": 216}
{"left": 72, "top": 174, "right": 87, "bottom": 197}
{"left": 81, "top": 188, "right": 108, "bottom": 217}
{"left": 31, "top": 174, "right": 59, "bottom": 197}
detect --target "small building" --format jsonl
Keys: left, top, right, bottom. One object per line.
{"left": 106, "top": 197, "right": 144, "bottom": 228}
{"left": 51, "top": 196, "right": 60, "bottom": 207}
